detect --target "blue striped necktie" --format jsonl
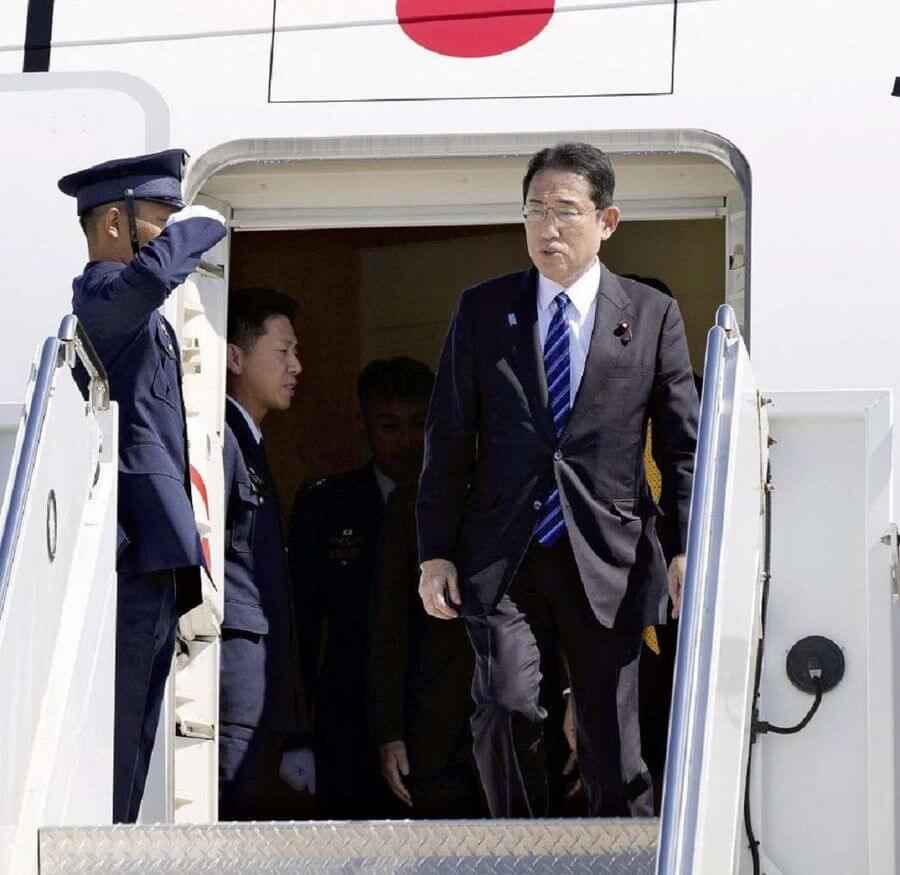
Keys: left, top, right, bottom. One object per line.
{"left": 534, "top": 291, "right": 571, "bottom": 548}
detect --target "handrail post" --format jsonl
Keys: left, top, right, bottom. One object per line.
{"left": 57, "top": 314, "right": 110, "bottom": 412}
{"left": 657, "top": 304, "right": 739, "bottom": 874}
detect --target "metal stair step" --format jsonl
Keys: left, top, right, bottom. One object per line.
{"left": 39, "top": 818, "right": 659, "bottom": 873}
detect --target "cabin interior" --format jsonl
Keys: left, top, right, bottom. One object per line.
{"left": 202, "top": 152, "right": 743, "bottom": 510}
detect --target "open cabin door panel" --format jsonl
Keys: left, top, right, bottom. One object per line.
{"left": 157, "top": 192, "right": 232, "bottom": 824}
{"left": 755, "top": 390, "right": 896, "bottom": 875}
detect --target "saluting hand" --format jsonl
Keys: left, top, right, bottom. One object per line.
{"left": 418, "top": 559, "right": 461, "bottom": 620}
{"left": 668, "top": 554, "right": 687, "bottom": 619}
{"left": 379, "top": 740, "right": 413, "bottom": 808}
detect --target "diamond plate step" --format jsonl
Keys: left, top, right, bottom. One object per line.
{"left": 40, "top": 818, "right": 659, "bottom": 873}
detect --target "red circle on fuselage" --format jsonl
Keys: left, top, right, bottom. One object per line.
{"left": 397, "top": 1, "right": 555, "bottom": 58}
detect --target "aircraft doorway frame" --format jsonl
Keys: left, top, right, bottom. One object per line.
{"left": 186, "top": 128, "right": 752, "bottom": 348}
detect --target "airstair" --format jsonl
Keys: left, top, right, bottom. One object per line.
{"left": 0, "top": 316, "right": 117, "bottom": 874}
{"left": 2, "top": 306, "right": 896, "bottom": 874}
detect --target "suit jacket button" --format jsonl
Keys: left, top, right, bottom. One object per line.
{"left": 553, "top": 450, "right": 563, "bottom": 461}
{"left": 533, "top": 500, "right": 542, "bottom": 511}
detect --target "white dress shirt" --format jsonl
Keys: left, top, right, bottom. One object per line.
{"left": 373, "top": 466, "right": 397, "bottom": 504}
{"left": 536, "top": 258, "right": 601, "bottom": 405}
{"left": 226, "top": 395, "right": 263, "bottom": 445}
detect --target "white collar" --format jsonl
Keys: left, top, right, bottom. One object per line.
{"left": 373, "top": 466, "right": 397, "bottom": 504}
{"left": 537, "top": 258, "right": 601, "bottom": 317}
{"left": 226, "top": 395, "right": 263, "bottom": 445}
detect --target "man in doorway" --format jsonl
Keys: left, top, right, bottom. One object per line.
{"left": 417, "top": 142, "right": 699, "bottom": 817}
{"left": 289, "top": 357, "right": 434, "bottom": 818}
{"left": 220, "top": 287, "right": 314, "bottom": 819}
{"left": 59, "top": 148, "right": 227, "bottom": 822}
{"left": 369, "top": 482, "right": 485, "bottom": 820}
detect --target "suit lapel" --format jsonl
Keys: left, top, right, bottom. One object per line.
{"left": 506, "top": 269, "right": 556, "bottom": 442}
{"left": 226, "top": 400, "right": 260, "bottom": 466}
{"left": 226, "top": 399, "right": 282, "bottom": 510}
{"left": 565, "top": 266, "right": 634, "bottom": 434}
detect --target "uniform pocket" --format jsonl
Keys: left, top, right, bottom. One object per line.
{"left": 222, "top": 600, "right": 269, "bottom": 635}
{"left": 230, "top": 481, "right": 260, "bottom": 555}
{"left": 150, "top": 360, "right": 181, "bottom": 411}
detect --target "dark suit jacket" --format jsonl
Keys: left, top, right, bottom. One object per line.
{"left": 289, "top": 464, "right": 386, "bottom": 737}
{"left": 369, "top": 486, "right": 475, "bottom": 780}
{"left": 72, "top": 217, "right": 226, "bottom": 612}
{"left": 221, "top": 400, "right": 308, "bottom": 736}
{"left": 417, "top": 265, "right": 698, "bottom": 629}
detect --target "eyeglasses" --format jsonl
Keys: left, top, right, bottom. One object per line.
{"left": 521, "top": 205, "right": 599, "bottom": 226}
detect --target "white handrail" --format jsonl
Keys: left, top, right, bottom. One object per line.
{"left": 0, "top": 316, "right": 108, "bottom": 617}
{"left": 656, "top": 304, "right": 737, "bottom": 874}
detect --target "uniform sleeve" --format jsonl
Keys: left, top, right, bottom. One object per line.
{"left": 74, "top": 217, "right": 226, "bottom": 343}
{"left": 416, "top": 289, "right": 479, "bottom": 563}
{"left": 368, "top": 491, "right": 415, "bottom": 746}
{"left": 289, "top": 484, "right": 326, "bottom": 715}
{"left": 649, "top": 299, "right": 699, "bottom": 558}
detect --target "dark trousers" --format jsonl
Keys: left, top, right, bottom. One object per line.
{"left": 407, "top": 761, "right": 487, "bottom": 819}
{"left": 465, "top": 538, "right": 654, "bottom": 818}
{"left": 219, "top": 723, "right": 314, "bottom": 821}
{"left": 316, "top": 736, "right": 401, "bottom": 820}
{"left": 113, "top": 570, "right": 178, "bottom": 824}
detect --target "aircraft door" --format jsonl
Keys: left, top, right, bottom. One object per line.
{"left": 161, "top": 192, "right": 232, "bottom": 824}
{"left": 725, "top": 189, "right": 747, "bottom": 337}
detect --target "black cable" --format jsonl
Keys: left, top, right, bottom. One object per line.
{"left": 755, "top": 679, "right": 823, "bottom": 736}
{"left": 743, "top": 460, "right": 772, "bottom": 875}
{"left": 742, "top": 458, "right": 825, "bottom": 875}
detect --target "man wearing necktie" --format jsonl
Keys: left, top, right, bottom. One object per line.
{"left": 220, "top": 288, "right": 313, "bottom": 819}
{"left": 417, "top": 143, "right": 699, "bottom": 817}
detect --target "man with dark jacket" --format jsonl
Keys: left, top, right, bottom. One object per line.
{"left": 220, "top": 287, "right": 313, "bottom": 819}
{"left": 60, "top": 148, "right": 227, "bottom": 823}
{"left": 290, "top": 357, "right": 433, "bottom": 818}
{"left": 417, "top": 143, "right": 699, "bottom": 818}
{"left": 369, "top": 485, "right": 483, "bottom": 818}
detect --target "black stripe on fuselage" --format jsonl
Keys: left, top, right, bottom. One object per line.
{"left": 23, "top": 0, "right": 56, "bottom": 72}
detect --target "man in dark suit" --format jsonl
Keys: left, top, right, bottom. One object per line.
{"left": 60, "top": 149, "right": 226, "bottom": 823}
{"left": 290, "top": 357, "right": 434, "bottom": 818}
{"left": 219, "top": 287, "right": 314, "bottom": 819}
{"left": 369, "top": 485, "right": 484, "bottom": 819}
{"left": 417, "top": 143, "right": 699, "bottom": 818}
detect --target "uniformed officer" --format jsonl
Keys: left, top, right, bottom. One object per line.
{"left": 289, "top": 357, "right": 434, "bottom": 819}
{"left": 59, "top": 149, "right": 227, "bottom": 823}
{"left": 220, "top": 287, "right": 314, "bottom": 819}
{"left": 369, "top": 485, "right": 484, "bottom": 818}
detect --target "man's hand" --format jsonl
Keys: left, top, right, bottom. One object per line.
{"left": 562, "top": 693, "right": 582, "bottom": 799}
{"left": 166, "top": 204, "right": 226, "bottom": 227}
{"left": 668, "top": 554, "right": 687, "bottom": 619}
{"left": 379, "top": 740, "right": 413, "bottom": 807}
{"left": 418, "top": 559, "right": 461, "bottom": 620}
{"left": 279, "top": 746, "right": 316, "bottom": 794}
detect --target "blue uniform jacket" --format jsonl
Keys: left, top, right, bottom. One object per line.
{"left": 72, "top": 217, "right": 226, "bottom": 608}
{"left": 221, "top": 400, "right": 308, "bottom": 736}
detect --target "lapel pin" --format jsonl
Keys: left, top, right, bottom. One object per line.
{"left": 507, "top": 313, "right": 517, "bottom": 327}
{"left": 615, "top": 320, "right": 633, "bottom": 344}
